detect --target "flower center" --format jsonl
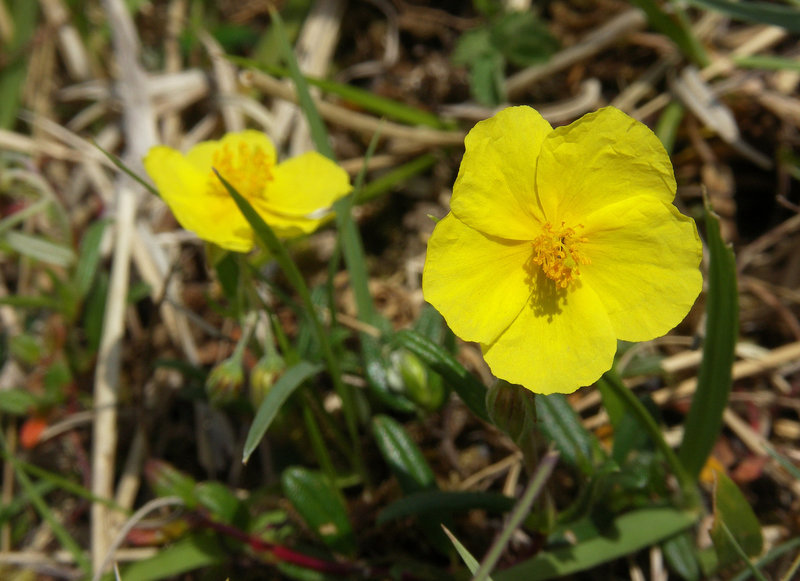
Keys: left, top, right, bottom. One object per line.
{"left": 208, "top": 142, "right": 273, "bottom": 200}
{"left": 531, "top": 221, "right": 590, "bottom": 288}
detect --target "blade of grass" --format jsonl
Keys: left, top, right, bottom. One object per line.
{"left": 229, "top": 57, "right": 452, "bottom": 130}
{"left": 1, "top": 432, "right": 91, "bottom": 572}
{"left": 356, "top": 153, "right": 438, "bottom": 204}
{"left": 93, "top": 141, "right": 160, "bottom": 197}
{"left": 678, "top": 197, "right": 738, "bottom": 479}
{"left": 269, "top": 7, "right": 334, "bottom": 160}
{"left": 472, "top": 449, "right": 559, "bottom": 581}
{"left": 443, "top": 526, "right": 491, "bottom": 578}
{"left": 685, "top": 0, "right": 800, "bottom": 32}
{"left": 242, "top": 361, "right": 323, "bottom": 463}
{"left": 217, "top": 172, "right": 365, "bottom": 481}
{"left": 600, "top": 371, "right": 700, "bottom": 510}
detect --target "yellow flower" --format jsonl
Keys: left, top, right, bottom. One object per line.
{"left": 143, "top": 130, "right": 351, "bottom": 252}
{"left": 423, "top": 106, "right": 703, "bottom": 394}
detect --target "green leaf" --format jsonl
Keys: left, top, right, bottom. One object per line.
{"left": 242, "top": 361, "right": 323, "bottom": 463}
{"left": 2, "top": 231, "right": 75, "bottom": 267}
{"left": 685, "top": 0, "right": 800, "bottom": 33}
{"left": 392, "top": 329, "right": 489, "bottom": 422}
{"left": 115, "top": 532, "right": 227, "bottom": 581}
{"left": 281, "top": 467, "right": 356, "bottom": 555}
{"left": 535, "top": 393, "right": 602, "bottom": 475}
{"left": 493, "top": 508, "right": 697, "bottom": 581}
{"left": 372, "top": 415, "right": 436, "bottom": 494}
{"left": 377, "top": 490, "right": 515, "bottom": 524}
{"left": 662, "top": 531, "right": 702, "bottom": 581}
{"left": 489, "top": 11, "right": 558, "bottom": 67}
{"left": 194, "top": 481, "right": 244, "bottom": 525}
{"left": 356, "top": 154, "right": 438, "bottom": 204}
{"left": 269, "top": 7, "right": 334, "bottom": 159}
{"left": 443, "top": 526, "right": 491, "bottom": 578}
{"left": 734, "top": 55, "right": 800, "bottom": 72}
{"left": 710, "top": 471, "right": 764, "bottom": 567}
{"left": 0, "top": 388, "right": 39, "bottom": 414}
{"left": 73, "top": 218, "right": 111, "bottom": 302}
{"left": 361, "top": 335, "right": 416, "bottom": 413}
{"left": 0, "top": 0, "right": 39, "bottom": 129}
{"left": 627, "top": 0, "right": 709, "bottom": 66}
{"left": 678, "top": 198, "right": 739, "bottom": 479}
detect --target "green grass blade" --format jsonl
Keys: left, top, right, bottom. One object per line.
{"left": 686, "top": 0, "right": 800, "bottom": 32}
{"left": 493, "top": 507, "right": 697, "bottom": 581}
{"left": 230, "top": 57, "right": 451, "bottom": 129}
{"left": 733, "top": 55, "right": 800, "bottom": 72}
{"left": 93, "top": 141, "right": 160, "bottom": 197}
{"left": 443, "top": 526, "right": 491, "bottom": 578}
{"left": 628, "top": 0, "right": 709, "bottom": 66}
{"left": 678, "top": 198, "right": 739, "bottom": 480}
{"left": 73, "top": 218, "right": 112, "bottom": 301}
{"left": 242, "top": 361, "right": 323, "bottom": 463}
{"left": 115, "top": 532, "right": 226, "bottom": 581}
{"left": 730, "top": 537, "right": 800, "bottom": 581}
{"left": 1, "top": 433, "right": 91, "bottom": 572}
{"left": 0, "top": 0, "right": 39, "bottom": 129}
{"left": 269, "top": 7, "right": 334, "bottom": 159}
{"left": 356, "top": 153, "right": 438, "bottom": 204}
{"left": 473, "top": 450, "right": 560, "bottom": 581}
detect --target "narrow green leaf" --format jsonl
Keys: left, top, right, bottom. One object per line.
{"left": 243, "top": 361, "right": 323, "bottom": 462}
{"left": 628, "top": 0, "right": 709, "bottom": 65}
{"left": 230, "top": 58, "right": 451, "bottom": 129}
{"left": 730, "top": 536, "right": 800, "bottom": 581}
{"left": 377, "top": 491, "right": 515, "bottom": 524}
{"left": 372, "top": 415, "right": 436, "bottom": 494}
{"left": 269, "top": 7, "right": 334, "bottom": 159}
{"left": 115, "top": 532, "right": 226, "bottom": 581}
{"left": 0, "top": 0, "right": 39, "bottom": 129}
{"left": 393, "top": 329, "right": 489, "bottom": 422}
{"left": 678, "top": 198, "right": 738, "bottom": 479}
{"left": 535, "top": 393, "right": 602, "bottom": 475}
{"left": 493, "top": 508, "right": 697, "bottom": 581}
{"left": 662, "top": 531, "right": 702, "bottom": 581}
{"left": 93, "top": 141, "right": 160, "bottom": 197}
{"left": 281, "top": 467, "right": 356, "bottom": 555}
{"left": 1, "top": 433, "right": 91, "bottom": 572}
{"left": 3, "top": 231, "right": 76, "bottom": 267}
{"left": 710, "top": 471, "right": 764, "bottom": 567}
{"left": 656, "top": 101, "right": 686, "bottom": 155}
{"left": 734, "top": 55, "right": 800, "bottom": 73}
{"left": 0, "top": 388, "right": 39, "bottom": 414}
{"left": 473, "top": 450, "right": 560, "bottom": 581}
{"left": 686, "top": 0, "right": 800, "bottom": 33}
{"left": 194, "top": 481, "right": 245, "bottom": 525}
{"left": 355, "top": 153, "right": 438, "bottom": 204}
{"left": 73, "top": 218, "right": 111, "bottom": 301}
{"left": 443, "top": 526, "right": 491, "bottom": 578}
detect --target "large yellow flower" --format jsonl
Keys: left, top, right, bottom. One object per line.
{"left": 143, "top": 130, "right": 351, "bottom": 252}
{"left": 423, "top": 106, "right": 703, "bottom": 394}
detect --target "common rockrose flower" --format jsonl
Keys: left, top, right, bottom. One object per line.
{"left": 144, "top": 130, "right": 351, "bottom": 252}
{"left": 423, "top": 106, "right": 703, "bottom": 394}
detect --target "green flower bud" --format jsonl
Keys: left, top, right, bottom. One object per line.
{"left": 486, "top": 380, "right": 537, "bottom": 444}
{"left": 206, "top": 357, "right": 244, "bottom": 406}
{"left": 389, "top": 349, "right": 445, "bottom": 411}
{"left": 249, "top": 352, "right": 285, "bottom": 408}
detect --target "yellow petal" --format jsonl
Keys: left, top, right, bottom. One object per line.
{"left": 254, "top": 207, "right": 333, "bottom": 239}
{"left": 581, "top": 196, "right": 703, "bottom": 341}
{"left": 143, "top": 145, "right": 254, "bottom": 252}
{"left": 451, "top": 106, "right": 552, "bottom": 240}
{"left": 266, "top": 151, "right": 351, "bottom": 217}
{"left": 482, "top": 273, "right": 616, "bottom": 394}
{"left": 536, "top": 107, "right": 676, "bottom": 225}
{"left": 423, "top": 213, "right": 532, "bottom": 344}
{"left": 185, "top": 130, "right": 277, "bottom": 172}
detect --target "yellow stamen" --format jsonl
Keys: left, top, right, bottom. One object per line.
{"left": 208, "top": 142, "right": 273, "bottom": 200}
{"left": 531, "top": 221, "right": 590, "bottom": 288}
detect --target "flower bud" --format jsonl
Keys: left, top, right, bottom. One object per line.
{"left": 249, "top": 352, "right": 285, "bottom": 408}
{"left": 486, "top": 380, "right": 537, "bottom": 444}
{"left": 206, "top": 357, "right": 244, "bottom": 406}
{"left": 390, "top": 349, "right": 445, "bottom": 411}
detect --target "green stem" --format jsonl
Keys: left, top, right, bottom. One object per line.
{"left": 301, "top": 391, "right": 337, "bottom": 484}
{"left": 602, "top": 371, "right": 701, "bottom": 511}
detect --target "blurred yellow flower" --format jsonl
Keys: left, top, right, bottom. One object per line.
{"left": 144, "top": 130, "right": 351, "bottom": 252}
{"left": 423, "top": 106, "right": 703, "bottom": 394}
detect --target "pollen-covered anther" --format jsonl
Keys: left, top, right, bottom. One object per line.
{"left": 209, "top": 142, "right": 273, "bottom": 199}
{"left": 531, "top": 221, "right": 590, "bottom": 288}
